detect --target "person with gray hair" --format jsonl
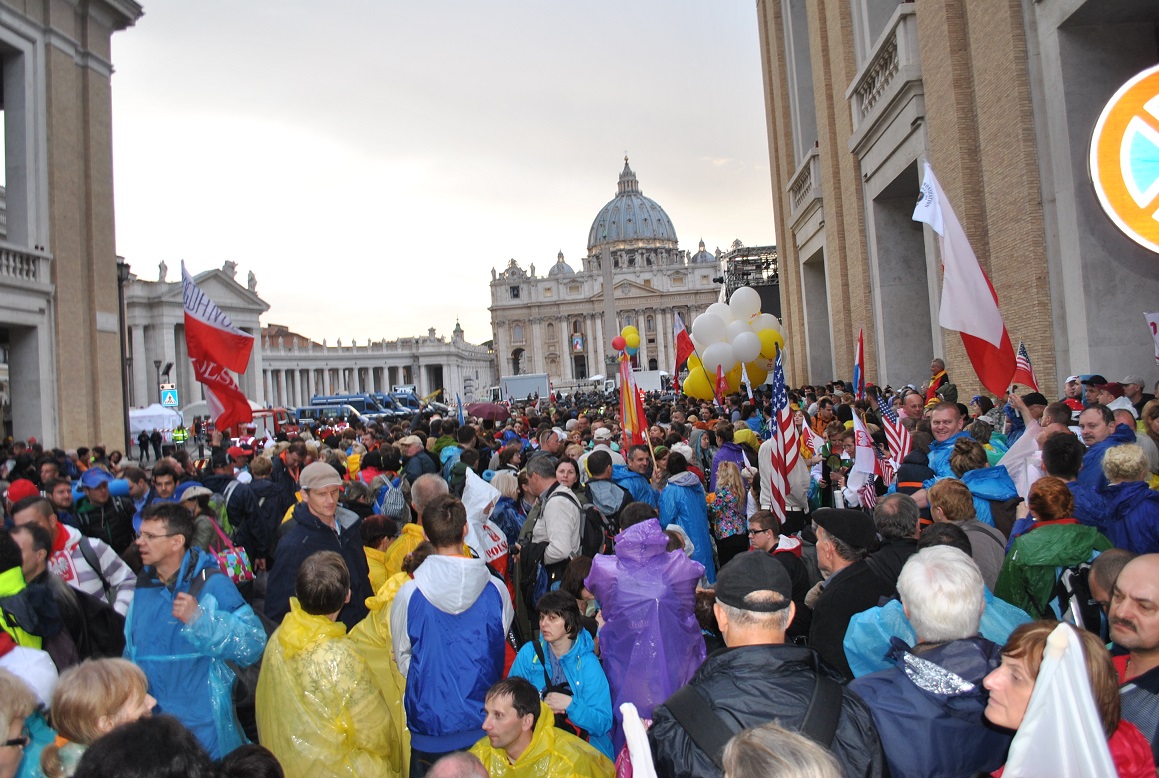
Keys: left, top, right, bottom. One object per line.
{"left": 649, "top": 551, "right": 883, "bottom": 778}
{"left": 849, "top": 547, "right": 1012, "bottom": 778}
{"left": 427, "top": 751, "right": 489, "bottom": 778}
{"left": 863, "top": 493, "right": 920, "bottom": 594}
{"left": 722, "top": 722, "right": 841, "bottom": 778}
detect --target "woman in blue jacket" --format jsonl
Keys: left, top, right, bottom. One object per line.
{"left": 508, "top": 590, "right": 614, "bottom": 759}
{"left": 659, "top": 452, "right": 716, "bottom": 584}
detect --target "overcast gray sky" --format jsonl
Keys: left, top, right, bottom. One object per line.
{"left": 111, "top": 2, "right": 775, "bottom": 346}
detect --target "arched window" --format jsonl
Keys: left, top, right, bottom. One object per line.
{"left": 572, "top": 319, "right": 582, "bottom": 334}
{"left": 646, "top": 315, "right": 655, "bottom": 333}
{"left": 546, "top": 323, "right": 555, "bottom": 341}
{"left": 512, "top": 324, "right": 524, "bottom": 344}
{"left": 624, "top": 314, "right": 634, "bottom": 328}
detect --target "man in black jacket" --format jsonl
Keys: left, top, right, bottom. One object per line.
{"left": 808, "top": 508, "right": 894, "bottom": 680}
{"left": 863, "top": 493, "right": 920, "bottom": 593}
{"left": 649, "top": 551, "right": 883, "bottom": 778}
{"left": 264, "top": 462, "right": 371, "bottom": 630}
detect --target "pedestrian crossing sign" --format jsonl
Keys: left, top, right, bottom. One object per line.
{"left": 161, "top": 389, "right": 179, "bottom": 407}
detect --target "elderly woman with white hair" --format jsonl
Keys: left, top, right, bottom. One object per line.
{"left": 1103, "top": 443, "right": 1159, "bottom": 554}
{"left": 848, "top": 546, "right": 1014, "bottom": 778}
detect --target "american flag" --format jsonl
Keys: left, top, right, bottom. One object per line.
{"left": 766, "top": 349, "right": 798, "bottom": 527}
{"left": 874, "top": 391, "right": 912, "bottom": 463}
{"left": 1012, "top": 340, "right": 1039, "bottom": 391}
{"left": 857, "top": 450, "right": 896, "bottom": 509}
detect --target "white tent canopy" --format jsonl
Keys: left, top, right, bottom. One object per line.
{"left": 128, "top": 404, "right": 183, "bottom": 442}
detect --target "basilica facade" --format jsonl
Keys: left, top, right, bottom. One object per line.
{"left": 489, "top": 159, "right": 725, "bottom": 385}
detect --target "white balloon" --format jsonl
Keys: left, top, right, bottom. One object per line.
{"left": 754, "top": 313, "right": 781, "bottom": 333}
{"left": 701, "top": 342, "right": 735, "bottom": 373}
{"left": 706, "top": 302, "right": 734, "bottom": 324}
{"left": 729, "top": 286, "right": 762, "bottom": 320}
{"left": 691, "top": 334, "right": 707, "bottom": 353}
{"left": 732, "top": 331, "right": 762, "bottom": 363}
{"left": 691, "top": 313, "right": 726, "bottom": 345}
{"left": 726, "top": 319, "right": 751, "bottom": 341}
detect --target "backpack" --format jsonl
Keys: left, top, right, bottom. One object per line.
{"left": 208, "top": 481, "right": 240, "bottom": 536}
{"left": 577, "top": 501, "right": 616, "bottom": 557}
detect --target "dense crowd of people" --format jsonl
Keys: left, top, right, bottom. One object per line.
{"left": 0, "top": 364, "right": 1158, "bottom": 777}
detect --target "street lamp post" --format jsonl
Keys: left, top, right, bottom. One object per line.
{"left": 116, "top": 257, "right": 132, "bottom": 455}
{"left": 153, "top": 359, "right": 162, "bottom": 404}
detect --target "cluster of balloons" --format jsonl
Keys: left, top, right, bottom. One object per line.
{"left": 682, "top": 286, "right": 785, "bottom": 401}
{"left": 610, "top": 325, "right": 641, "bottom": 356}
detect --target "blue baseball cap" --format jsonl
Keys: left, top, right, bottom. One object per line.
{"left": 79, "top": 468, "right": 113, "bottom": 490}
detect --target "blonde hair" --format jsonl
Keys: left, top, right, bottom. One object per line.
{"left": 1103, "top": 444, "right": 1149, "bottom": 484}
{"left": 489, "top": 471, "right": 519, "bottom": 501}
{"left": 715, "top": 460, "right": 745, "bottom": 499}
{"left": 42, "top": 659, "right": 150, "bottom": 778}
{"left": 0, "top": 669, "right": 36, "bottom": 745}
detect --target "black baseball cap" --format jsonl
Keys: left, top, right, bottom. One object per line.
{"left": 813, "top": 508, "right": 878, "bottom": 550}
{"left": 715, "top": 551, "right": 793, "bottom": 612}
{"left": 1021, "top": 392, "right": 1048, "bottom": 407}
{"left": 1082, "top": 375, "right": 1108, "bottom": 387}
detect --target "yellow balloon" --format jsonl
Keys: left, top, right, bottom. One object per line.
{"left": 621, "top": 325, "right": 639, "bottom": 339}
{"left": 758, "top": 328, "right": 785, "bottom": 360}
{"left": 687, "top": 353, "right": 701, "bottom": 371}
{"left": 625, "top": 333, "right": 641, "bottom": 349}
{"left": 682, "top": 366, "right": 715, "bottom": 401}
{"left": 744, "top": 361, "right": 769, "bottom": 386}
{"left": 726, "top": 364, "right": 743, "bottom": 394}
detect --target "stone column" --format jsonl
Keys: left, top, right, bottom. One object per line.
{"left": 277, "top": 370, "right": 287, "bottom": 407}
{"left": 131, "top": 324, "right": 147, "bottom": 408}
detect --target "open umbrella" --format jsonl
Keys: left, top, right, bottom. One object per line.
{"left": 465, "top": 402, "right": 511, "bottom": 422}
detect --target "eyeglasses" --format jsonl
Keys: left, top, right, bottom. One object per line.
{"left": 138, "top": 531, "right": 178, "bottom": 542}
{"left": 747, "top": 528, "right": 773, "bottom": 536}
{"left": 2, "top": 726, "right": 29, "bottom": 748}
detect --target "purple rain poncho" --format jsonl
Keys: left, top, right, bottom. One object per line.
{"left": 584, "top": 518, "right": 705, "bottom": 743}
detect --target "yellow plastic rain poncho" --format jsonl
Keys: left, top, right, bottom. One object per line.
{"left": 255, "top": 597, "right": 401, "bottom": 778}
{"left": 347, "top": 571, "right": 411, "bottom": 778}
{"left": 470, "top": 701, "right": 615, "bottom": 778}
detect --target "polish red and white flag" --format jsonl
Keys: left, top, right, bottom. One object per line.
{"left": 182, "top": 263, "right": 254, "bottom": 431}
{"left": 913, "top": 162, "right": 1016, "bottom": 397}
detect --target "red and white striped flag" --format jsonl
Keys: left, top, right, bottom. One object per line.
{"left": 1011, "top": 340, "right": 1039, "bottom": 391}
{"left": 766, "top": 349, "right": 798, "bottom": 527}
{"left": 874, "top": 391, "right": 912, "bottom": 462}
{"left": 182, "top": 263, "right": 254, "bottom": 431}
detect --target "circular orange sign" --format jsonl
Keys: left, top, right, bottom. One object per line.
{"left": 1090, "top": 64, "right": 1159, "bottom": 254}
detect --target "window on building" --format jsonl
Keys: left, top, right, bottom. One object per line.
{"left": 673, "top": 275, "right": 684, "bottom": 286}
{"left": 643, "top": 279, "right": 652, "bottom": 288}
{"left": 546, "top": 323, "right": 555, "bottom": 340}
{"left": 513, "top": 324, "right": 524, "bottom": 344}
{"left": 646, "top": 316, "right": 655, "bottom": 333}
{"left": 572, "top": 320, "right": 582, "bottom": 334}
{"left": 510, "top": 286, "right": 520, "bottom": 299}
{"left": 544, "top": 288, "right": 553, "bottom": 298}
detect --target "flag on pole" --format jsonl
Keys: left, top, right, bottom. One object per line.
{"left": 853, "top": 327, "right": 865, "bottom": 400}
{"left": 913, "top": 162, "right": 1016, "bottom": 397}
{"left": 874, "top": 391, "right": 912, "bottom": 462}
{"left": 714, "top": 365, "right": 729, "bottom": 405}
{"left": 801, "top": 421, "right": 826, "bottom": 460}
{"left": 765, "top": 349, "right": 798, "bottom": 527}
{"left": 740, "top": 362, "right": 755, "bottom": 401}
{"left": 673, "top": 312, "right": 695, "bottom": 373}
{"left": 456, "top": 393, "right": 465, "bottom": 426}
{"left": 181, "top": 262, "right": 254, "bottom": 432}
{"left": 1146, "top": 313, "right": 1159, "bottom": 365}
{"left": 1011, "top": 340, "right": 1039, "bottom": 391}
{"left": 619, "top": 355, "right": 648, "bottom": 450}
